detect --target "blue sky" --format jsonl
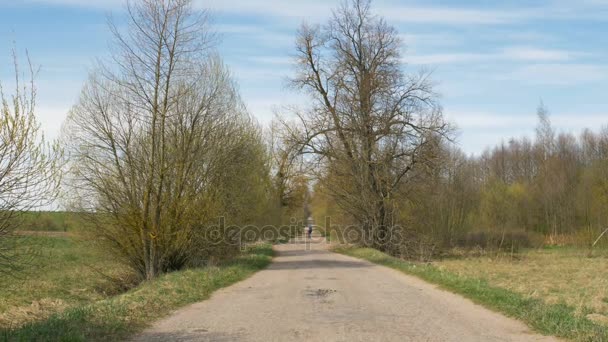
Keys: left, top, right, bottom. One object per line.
{"left": 1, "top": 0, "right": 607, "bottom": 155}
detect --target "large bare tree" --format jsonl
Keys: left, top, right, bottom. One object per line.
{"left": 284, "top": 0, "right": 449, "bottom": 248}
{"left": 64, "top": 0, "right": 268, "bottom": 280}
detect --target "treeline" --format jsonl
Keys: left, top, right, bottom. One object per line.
{"left": 409, "top": 105, "right": 608, "bottom": 249}
{"left": 312, "top": 104, "right": 608, "bottom": 258}
{"left": 292, "top": 0, "right": 608, "bottom": 259}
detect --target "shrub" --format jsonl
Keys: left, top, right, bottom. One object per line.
{"left": 455, "top": 230, "right": 540, "bottom": 252}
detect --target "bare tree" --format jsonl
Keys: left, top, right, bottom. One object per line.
{"left": 283, "top": 0, "right": 449, "bottom": 248}
{"left": 64, "top": 0, "right": 267, "bottom": 280}
{"left": 0, "top": 52, "right": 61, "bottom": 273}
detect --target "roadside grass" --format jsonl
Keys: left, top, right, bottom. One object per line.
{"left": 334, "top": 246, "right": 608, "bottom": 342}
{"left": 1, "top": 241, "right": 273, "bottom": 341}
{"left": 437, "top": 246, "right": 608, "bottom": 317}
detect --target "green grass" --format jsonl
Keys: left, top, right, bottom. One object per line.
{"left": 334, "top": 246, "right": 608, "bottom": 342}
{"left": 1, "top": 243, "right": 273, "bottom": 341}
{"left": 16, "top": 212, "right": 82, "bottom": 232}
{"left": 0, "top": 236, "right": 127, "bottom": 328}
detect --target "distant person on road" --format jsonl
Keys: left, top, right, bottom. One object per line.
{"left": 307, "top": 223, "right": 313, "bottom": 239}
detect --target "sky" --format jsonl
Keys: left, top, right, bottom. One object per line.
{"left": 0, "top": 0, "right": 607, "bottom": 155}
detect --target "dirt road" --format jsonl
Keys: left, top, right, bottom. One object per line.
{"left": 135, "top": 238, "right": 557, "bottom": 342}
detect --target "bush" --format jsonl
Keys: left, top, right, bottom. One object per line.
{"left": 576, "top": 226, "right": 608, "bottom": 248}
{"left": 381, "top": 227, "right": 441, "bottom": 262}
{"left": 28, "top": 215, "right": 59, "bottom": 231}
{"left": 455, "top": 230, "right": 540, "bottom": 252}
{"left": 17, "top": 212, "right": 81, "bottom": 232}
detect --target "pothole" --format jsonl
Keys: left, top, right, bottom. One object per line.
{"left": 305, "top": 288, "right": 337, "bottom": 298}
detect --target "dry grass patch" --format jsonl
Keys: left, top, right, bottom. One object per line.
{"left": 436, "top": 247, "right": 608, "bottom": 317}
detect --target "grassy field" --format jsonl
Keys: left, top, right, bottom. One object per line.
{"left": 1, "top": 235, "right": 273, "bottom": 341}
{"left": 436, "top": 247, "right": 608, "bottom": 320}
{"left": 16, "top": 212, "right": 81, "bottom": 232}
{"left": 335, "top": 246, "right": 608, "bottom": 342}
{"left": 0, "top": 236, "right": 127, "bottom": 328}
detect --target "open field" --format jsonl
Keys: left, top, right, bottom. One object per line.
{"left": 0, "top": 235, "right": 127, "bottom": 328}
{"left": 335, "top": 246, "right": 608, "bottom": 342}
{"left": 436, "top": 247, "right": 608, "bottom": 324}
{"left": 1, "top": 235, "right": 273, "bottom": 341}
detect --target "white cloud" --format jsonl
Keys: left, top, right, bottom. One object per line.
{"left": 245, "top": 99, "right": 279, "bottom": 123}
{"left": 202, "top": 0, "right": 331, "bottom": 20}
{"left": 229, "top": 65, "right": 289, "bottom": 85}
{"left": 552, "top": 114, "right": 608, "bottom": 127}
{"left": 446, "top": 111, "right": 535, "bottom": 129}
{"left": 407, "top": 53, "right": 487, "bottom": 65}
{"left": 22, "top": 0, "right": 122, "bottom": 9}
{"left": 16, "top": 0, "right": 528, "bottom": 25}
{"left": 447, "top": 110, "right": 608, "bottom": 154}
{"left": 407, "top": 46, "right": 576, "bottom": 65}
{"left": 243, "top": 94, "right": 308, "bottom": 124}
{"left": 500, "top": 47, "right": 574, "bottom": 61}
{"left": 206, "top": 1, "right": 608, "bottom": 25}
{"left": 501, "top": 31, "right": 555, "bottom": 43}
{"left": 246, "top": 56, "right": 292, "bottom": 66}
{"left": 207, "top": 1, "right": 536, "bottom": 25}
{"left": 399, "top": 33, "right": 463, "bottom": 49}
{"left": 35, "top": 105, "right": 71, "bottom": 141}
{"left": 500, "top": 63, "right": 608, "bottom": 85}
{"left": 378, "top": 6, "right": 532, "bottom": 25}
{"left": 16, "top": 0, "right": 608, "bottom": 24}
{"left": 216, "top": 24, "right": 294, "bottom": 47}
{"left": 446, "top": 109, "right": 608, "bottom": 131}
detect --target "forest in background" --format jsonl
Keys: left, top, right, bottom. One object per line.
{"left": 311, "top": 103, "right": 608, "bottom": 258}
